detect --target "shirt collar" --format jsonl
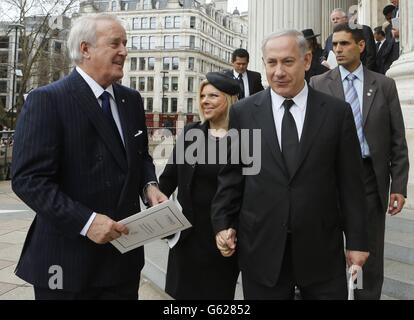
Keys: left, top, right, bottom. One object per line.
{"left": 271, "top": 81, "right": 308, "bottom": 112}
{"left": 339, "top": 63, "right": 364, "bottom": 82}
{"left": 233, "top": 70, "right": 246, "bottom": 79}
{"left": 76, "top": 66, "right": 115, "bottom": 100}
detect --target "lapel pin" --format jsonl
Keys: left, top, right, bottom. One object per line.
{"left": 369, "top": 89, "right": 373, "bottom": 93}
{"left": 122, "top": 99, "right": 126, "bottom": 103}
{"left": 367, "top": 93, "right": 372, "bottom": 97}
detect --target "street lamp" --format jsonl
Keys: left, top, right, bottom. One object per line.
{"left": 8, "top": 23, "right": 24, "bottom": 129}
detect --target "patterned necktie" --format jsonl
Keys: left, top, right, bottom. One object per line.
{"left": 281, "top": 99, "right": 299, "bottom": 178}
{"left": 237, "top": 73, "right": 245, "bottom": 99}
{"left": 345, "top": 74, "right": 365, "bottom": 156}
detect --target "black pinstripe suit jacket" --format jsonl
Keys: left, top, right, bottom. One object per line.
{"left": 11, "top": 69, "right": 157, "bottom": 292}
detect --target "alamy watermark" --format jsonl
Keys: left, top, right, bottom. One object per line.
{"left": 153, "top": 128, "right": 262, "bottom": 176}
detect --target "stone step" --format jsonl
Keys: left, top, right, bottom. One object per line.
{"left": 386, "top": 209, "right": 414, "bottom": 233}
{"left": 383, "top": 259, "right": 414, "bottom": 300}
{"left": 384, "top": 230, "right": 414, "bottom": 265}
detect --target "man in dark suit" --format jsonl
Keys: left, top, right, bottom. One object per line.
{"left": 212, "top": 30, "right": 369, "bottom": 300}
{"left": 11, "top": 14, "right": 167, "bottom": 300}
{"left": 310, "top": 23, "right": 409, "bottom": 300}
{"left": 322, "top": 9, "right": 377, "bottom": 71}
{"left": 224, "top": 48, "right": 264, "bottom": 100}
{"left": 373, "top": 27, "right": 393, "bottom": 74}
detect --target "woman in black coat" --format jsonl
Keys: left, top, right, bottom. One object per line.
{"left": 159, "top": 72, "right": 240, "bottom": 300}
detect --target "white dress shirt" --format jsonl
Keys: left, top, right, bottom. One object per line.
{"left": 233, "top": 70, "right": 250, "bottom": 97}
{"left": 271, "top": 82, "right": 308, "bottom": 150}
{"left": 76, "top": 66, "right": 125, "bottom": 236}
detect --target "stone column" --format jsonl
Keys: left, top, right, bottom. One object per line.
{"left": 387, "top": 0, "right": 414, "bottom": 197}
{"left": 248, "top": 0, "right": 323, "bottom": 74}
{"left": 358, "top": 0, "right": 389, "bottom": 29}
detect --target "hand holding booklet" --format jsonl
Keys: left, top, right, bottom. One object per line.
{"left": 111, "top": 200, "right": 192, "bottom": 254}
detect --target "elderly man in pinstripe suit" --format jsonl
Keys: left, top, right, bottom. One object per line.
{"left": 11, "top": 14, "right": 167, "bottom": 300}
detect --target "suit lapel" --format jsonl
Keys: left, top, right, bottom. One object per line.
{"left": 362, "top": 67, "right": 377, "bottom": 127}
{"left": 68, "top": 70, "right": 128, "bottom": 172}
{"left": 328, "top": 68, "right": 345, "bottom": 100}
{"left": 252, "top": 88, "right": 288, "bottom": 177}
{"left": 247, "top": 70, "right": 254, "bottom": 94}
{"left": 289, "top": 88, "right": 328, "bottom": 181}
{"left": 113, "top": 84, "right": 133, "bottom": 166}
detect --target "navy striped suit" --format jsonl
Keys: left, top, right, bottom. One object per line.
{"left": 11, "top": 69, "right": 156, "bottom": 293}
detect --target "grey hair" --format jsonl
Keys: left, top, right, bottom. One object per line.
{"left": 331, "top": 8, "right": 347, "bottom": 17}
{"left": 261, "top": 30, "right": 308, "bottom": 57}
{"left": 67, "top": 13, "right": 123, "bottom": 64}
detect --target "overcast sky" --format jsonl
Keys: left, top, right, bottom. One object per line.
{"left": 227, "top": 0, "right": 248, "bottom": 12}
{"left": 206, "top": 0, "right": 248, "bottom": 13}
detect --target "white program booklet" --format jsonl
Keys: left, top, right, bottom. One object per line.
{"left": 327, "top": 50, "right": 338, "bottom": 69}
{"left": 111, "top": 200, "right": 192, "bottom": 254}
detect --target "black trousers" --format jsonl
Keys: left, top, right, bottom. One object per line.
{"left": 354, "top": 158, "right": 385, "bottom": 300}
{"left": 34, "top": 278, "right": 140, "bottom": 300}
{"left": 242, "top": 236, "right": 347, "bottom": 300}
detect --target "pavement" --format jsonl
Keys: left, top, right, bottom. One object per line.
{"left": 0, "top": 180, "right": 171, "bottom": 300}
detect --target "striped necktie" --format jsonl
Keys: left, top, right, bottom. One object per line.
{"left": 345, "top": 74, "right": 365, "bottom": 155}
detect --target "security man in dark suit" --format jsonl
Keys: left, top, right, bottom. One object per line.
{"left": 224, "top": 48, "right": 264, "bottom": 100}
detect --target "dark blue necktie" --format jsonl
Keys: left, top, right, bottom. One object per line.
{"left": 100, "top": 91, "right": 124, "bottom": 147}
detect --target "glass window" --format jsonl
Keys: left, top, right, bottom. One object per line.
{"left": 142, "top": 17, "right": 149, "bottom": 29}
{"left": 149, "top": 36, "right": 156, "bottom": 49}
{"left": 139, "top": 57, "right": 146, "bottom": 70}
{"left": 139, "top": 77, "right": 145, "bottom": 91}
{"left": 54, "top": 41, "right": 62, "bottom": 53}
{"left": 164, "top": 36, "right": 173, "bottom": 49}
{"left": 0, "top": 36, "right": 9, "bottom": 49}
{"left": 130, "top": 57, "right": 137, "bottom": 71}
{"left": 187, "top": 98, "right": 193, "bottom": 113}
{"left": 163, "top": 57, "right": 171, "bottom": 70}
{"left": 0, "top": 66, "right": 7, "bottom": 78}
{"left": 148, "top": 57, "right": 155, "bottom": 70}
{"left": 147, "top": 97, "right": 153, "bottom": 112}
{"left": 143, "top": 0, "right": 151, "bottom": 9}
{"left": 141, "top": 36, "right": 149, "bottom": 50}
{"left": 190, "top": 16, "right": 196, "bottom": 28}
{"left": 189, "top": 36, "right": 195, "bottom": 49}
{"left": 172, "top": 57, "right": 179, "bottom": 70}
{"left": 150, "top": 17, "right": 156, "bottom": 29}
{"left": 112, "top": 1, "right": 117, "bottom": 11}
{"left": 147, "top": 77, "right": 154, "bottom": 91}
{"left": 0, "top": 52, "right": 8, "bottom": 63}
{"left": 133, "top": 18, "right": 141, "bottom": 29}
{"left": 162, "top": 98, "right": 168, "bottom": 113}
{"left": 131, "top": 36, "right": 140, "bottom": 49}
{"left": 188, "top": 77, "right": 194, "bottom": 92}
{"left": 0, "top": 81, "right": 7, "bottom": 93}
{"left": 130, "top": 77, "right": 136, "bottom": 90}
{"left": 165, "top": 16, "right": 173, "bottom": 29}
{"left": 173, "top": 35, "right": 180, "bottom": 49}
{"left": 171, "top": 98, "right": 177, "bottom": 113}
{"left": 174, "top": 16, "right": 181, "bottom": 28}
{"left": 171, "top": 77, "right": 178, "bottom": 91}
{"left": 188, "top": 57, "right": 194, "bottom": 71}
{"left": 163, "top": 76, "right": 169, "bottom": 91}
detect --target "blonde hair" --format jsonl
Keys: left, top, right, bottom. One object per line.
{"left": 198, "top": 80, "right": 238, "bottom": 129}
